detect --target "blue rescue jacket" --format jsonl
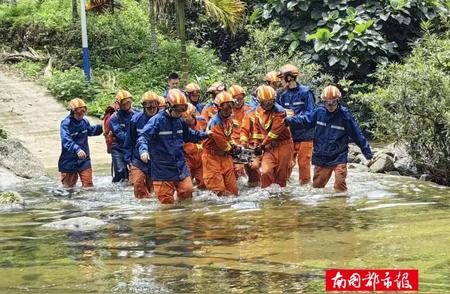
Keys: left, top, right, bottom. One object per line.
{"left": 58, "top": 115, "right": 102, "bottom": 173}
{"left": 109, "top": 108, "right": 137, "bottom": 152}
{"left": 193, "top": 102, "right": 205, "bottom": 113}
{"left": 286, "top": 105, "right": 372, "bottom": 167}
{"left": 278, "top": 84, "right": 315, "bottom": 142}
{"left": 137, "top": 111, "right": 208, "bottom": 181}
{"left": 124, "top": 110, "right": 154, "bottom": 174}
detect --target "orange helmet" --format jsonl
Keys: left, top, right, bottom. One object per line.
{"left": 321, "top": 85, "right": 341, "bottom": 100}
{"left": 158, "top": 96, "right": 166, "bottom": 108}
{"left": 68, "top": 97, "right": 87, "bottom": 110}
{"left": 279, "top": 64, "right": 300, "bottom": 77}
{"left": 214, "top": 91, "right": 235, "bottom": 107}
{"left": 185, "top": 83, "right": 201, "bottom": 93}
{"left": 264, "top": 71, "right": 281, "bottom": 82}
{"left": 141, "top": 91, "right": 160, "bottom": 103}
{"left": 115, "top": 90, "right": 132, "bottom": 103}
{"left": 166, "top": 89, "right": 188, "bottom": 107}
{"left": 228, "top": 84, "right": 245, "bottom": 97}
{"left": 207, "top": 82, "right": 226, "bottom": 93}
{"left": 256, "top": 85, "right": 276, "bottom": 101}
{"left": 182, "top": 103, "right": 197, "bottom": 118}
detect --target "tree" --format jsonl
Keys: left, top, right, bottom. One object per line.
{"left": 155, "top": 0, "right": 246, "bottom": 84}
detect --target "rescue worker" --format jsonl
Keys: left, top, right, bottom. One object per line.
{"left": 202, "top": 91, "right": 240, "bottom": 196}
{"left": 239, "top": 95, "right": 262, "bottom": 187}
{"left": 125, "top": 91, "right": 160, "bottom": 199}
{"left": 137, "top": 89, "right": 208, "bottom": 204}
{"left": 109, "top": 90, "right": 137, "bottom": 183}
{"left": 285, "top": 85, "right": 373, "bottom": 192}
{"left": 162, "top": 72, "right": 180, "bottom": 98}
{"left": 277, "top": 64, "right": 316, "bottom": 185}
{"left": 185, "top": 83, "right": 205, "bottom": 113}
{"left": 181, "top": 103, "right": 208, "bottom": 189}
{"left": 228, "top": 84, "right": 252, "bottom": 178}
{"left": 253, "top": 85, "right": 294, "bottom": 188}
{"left": 58, "top": 98, "right": 103, "bottom": 188}
{"left": 264, "top": 71, "right": 282, "bottom": 93}
{"left": 158, "top": 96, "right": 166, "bottom": 112}
{"left": 201, "top": 82, "right": 226, "bottom": 122}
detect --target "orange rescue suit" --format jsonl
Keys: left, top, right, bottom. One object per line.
{"left": 202, "top": 114, "right": 238, "bottom": 195}
{"left": 254, "top": 104, "right": 294, "bottom": 188}
{"left": 184, "top": 116, "right": 207, "bottom": 189}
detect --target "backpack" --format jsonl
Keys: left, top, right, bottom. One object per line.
{"left": 103, "top": 102, "right": 119, "bottom": 154}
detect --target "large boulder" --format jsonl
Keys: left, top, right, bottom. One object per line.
{"left": 0, "top": 138, "right": 47, "bottom": 179}
{"left": 41, "top": 216, "right": 108, "bottom": 231}
{"left": 369, "top": 154, "right": 395, "bottom": 173}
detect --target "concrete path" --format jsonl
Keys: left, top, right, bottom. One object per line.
{"left": 0, "top": 71, "right": 111, "bottom": 176}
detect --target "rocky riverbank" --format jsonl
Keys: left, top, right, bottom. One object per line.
{"left": 348, "top": 143, "right": 433, "bottom": 181}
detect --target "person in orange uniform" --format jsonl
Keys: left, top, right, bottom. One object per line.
{"left": 182, "top": 103, "right": 208, "bottom": 189}
{"left": 137, "top": 89, "right": 209, "bottom": 204}
{"left": 228, "top": 84, "right": 252, "bottom": 178}
{"left": 253, "top": 85, "right": 294, "bottom": 188}
{"left": 201, "top": 82, "right": 226, "bottom": 122}
{"left": 239, "top": 95, "right": 262, "bottom": 186}
{"left": 202, "top": 92, "right": 240, "bottom": 196}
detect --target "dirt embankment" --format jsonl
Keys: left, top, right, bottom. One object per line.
{"left": 0, "top": 71, "right": 111, "bottom": 177}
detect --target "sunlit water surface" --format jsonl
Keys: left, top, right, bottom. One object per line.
{"left": 1, "top": 167, "right": 449, "bottom": 293}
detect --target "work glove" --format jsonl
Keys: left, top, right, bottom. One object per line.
{"left": 230, "top": 145, "right": 242, "bottom": 156}
{"left": 140, "top": 153, "right": 150, "bottom": 163}
{"left": 253, "top": 145, "right": 265, "bottom": 156}
{"left": 77, "top": 150, "right": 87, "bottom": 159}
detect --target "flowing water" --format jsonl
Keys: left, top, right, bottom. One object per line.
{"left": 0, "top": 168, "right": 449, "bottom": 293}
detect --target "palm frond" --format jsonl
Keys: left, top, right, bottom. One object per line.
{"left": 86, "top": 0, "right": 122, "bottom": 13}
{"left": 201, "top": 0, "right": 246, "bottom": 34}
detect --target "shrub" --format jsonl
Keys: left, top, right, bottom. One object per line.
{"left": 355, "top": 32, "right": 450, "bottom": 184}
{"left": 11, "top": 60, "right": 45, "bottom": 79}
{"left": 226, "top": 22, "right": 333, "bottom": 98}
{"left": 45, "top": 68, "right": 97, "bottom": 103}
{"left": 254, "top": 0, "right": 450, "bottom": 79}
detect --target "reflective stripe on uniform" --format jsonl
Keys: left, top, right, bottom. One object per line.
{"left": 268, "top": 131, "right": 278, "bottom": 139}
{"left": 293, "top": 101, "right": 304, "bottom": 105}
{"left": 159, "top": 131, "right": 173, "bottom": 135}
{"left": 331, "top": 125, "right": 345, "bottom": 131}
{"left": 317, "top": 121, "right": 327, "bottom": 127}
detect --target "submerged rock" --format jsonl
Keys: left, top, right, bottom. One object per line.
{"left": 41, "top": 216, "right": 108, "bottom": 231}
{"left": 0, "top": 191, "right": 24, "bottom": 205}
{"left": 0, "top": 138, "right": 47, "bottom": 179}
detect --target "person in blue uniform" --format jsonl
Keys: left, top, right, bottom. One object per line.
{"left": 58, "top": 97, "right": 102, "bottom": 187}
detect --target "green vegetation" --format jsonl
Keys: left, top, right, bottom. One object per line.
{"left": 253, "top": 0, "right": 449, "bottom": 79}
{"left": 355, "top": 31, "right": 450, "bottom": 185}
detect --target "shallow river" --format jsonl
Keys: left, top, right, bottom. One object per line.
{"left": 0, "top": 167, "right": 449, "bottom": 293}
